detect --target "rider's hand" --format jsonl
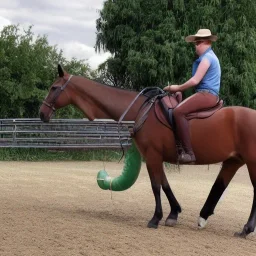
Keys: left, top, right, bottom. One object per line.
{"left": 163, "top": 85, "right": 180, "bottom": 93}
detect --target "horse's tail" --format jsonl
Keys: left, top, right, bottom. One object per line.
{"left": 97, "top": 141, "right": 142, "bottom": 191}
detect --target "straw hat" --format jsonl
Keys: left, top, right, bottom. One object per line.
{"left": 185, "top": 29, "right": 217, "bottom": 43}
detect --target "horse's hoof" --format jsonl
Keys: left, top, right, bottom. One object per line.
{"left": 198, "top": 216, "right": 207, "bottom": 229}
{"left": 147, "top": 222, "right": 158, "bottom": 229}
{"left": 165, "top": 218, "right": 177, "bottom": 227}
{"left": 234, "top": 231, "right": 247, "bottom": 238}
{"left": 147, "top": 216, "right": 161, "bottom": 229}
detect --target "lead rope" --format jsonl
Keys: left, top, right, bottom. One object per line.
{"left": 109, "top": 178, "right": 113, "bottom": 200}
{"left": 102, "top": 142, "right": 113, "bottom": 200}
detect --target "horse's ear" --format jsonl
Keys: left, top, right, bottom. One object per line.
{"left": 58, "top": 64, "right": 65, "bottom": 77}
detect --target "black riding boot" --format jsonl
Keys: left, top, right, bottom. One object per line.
{"left": 175, "top": 117, "right": 196, "bottom": 164}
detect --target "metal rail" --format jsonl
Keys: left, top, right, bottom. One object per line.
{"left": 0, "top": 118, "right": 134, "bottom": 150}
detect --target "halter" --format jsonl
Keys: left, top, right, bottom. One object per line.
{"left": 42, "top": 75, "right": 73, "bottom": 111}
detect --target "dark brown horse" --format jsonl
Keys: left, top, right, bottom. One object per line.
{"left": 39, "top": 65, "right": 256, "bottom": 238}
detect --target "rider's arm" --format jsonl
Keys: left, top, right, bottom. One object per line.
{"left": 164, "top": 58, "right": 211, "bottom": 92}
{"left": 178, "top": 58, "right": 210, "bottom": 91}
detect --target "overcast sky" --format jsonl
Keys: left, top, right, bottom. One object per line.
{"left": 0, "top": 0, "right": 111, "bottom": 69}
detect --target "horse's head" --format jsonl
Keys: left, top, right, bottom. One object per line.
{"left": 39, "top": 64, "right": 73, "bottom": 122}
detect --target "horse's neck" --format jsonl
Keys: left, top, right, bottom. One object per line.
{"left": 70, "top": 76, "right": 144, "bottom": 121}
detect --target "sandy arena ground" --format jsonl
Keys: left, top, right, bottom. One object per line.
{"left": 0, "top": 161, "right": 256, "bottom": 256}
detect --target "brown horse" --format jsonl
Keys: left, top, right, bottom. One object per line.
{"left": 39, "top": 65, "right": 256, "bottom": 238}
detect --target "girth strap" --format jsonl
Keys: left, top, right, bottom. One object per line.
{"left": 132, "top": 95, "right": 159, "bottom": 135}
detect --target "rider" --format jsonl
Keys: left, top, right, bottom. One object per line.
{"left": 164, "top": 29, "right": 221, "bottom": 164}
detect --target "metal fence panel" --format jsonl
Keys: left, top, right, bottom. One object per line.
{"left": 0, "top": 119, "right": 134, "bottom": 149}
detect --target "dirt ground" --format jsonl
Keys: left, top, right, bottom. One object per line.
{"left": 0, "top": 161, "right": 256, "bottom": 256}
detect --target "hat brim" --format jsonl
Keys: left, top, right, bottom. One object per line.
{"left": 185, "top": 35, "right": 218, "bottom": 43}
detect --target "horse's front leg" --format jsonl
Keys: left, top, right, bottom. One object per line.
{"left": 146, "top": 158, "right": 164, "bottom": 228}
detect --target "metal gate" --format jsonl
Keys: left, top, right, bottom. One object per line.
{"left": 0, "top": 119, "right": 134, "bottom": 150}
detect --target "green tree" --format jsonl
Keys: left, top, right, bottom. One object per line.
{"left": 96, "top": 59, "right": 131, "bottom": 87}
{"left": 96, "top": 0, "right": 256, "bottom": 107}
{"left": 96, "top": 0, "right": 183, "bottom": 90}
{"left": 0, "top": 24, "right": 93, "bottom": 118}
{"left": 0, "top": 25, "right": 63, "bottom": 117}
{"left": 179, "top": 0, "right": 256, "bottom": 107}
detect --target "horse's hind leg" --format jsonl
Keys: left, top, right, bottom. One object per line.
{"left": 198, "top": 158, "right": 244, "bottom": 229}
{"left": 161, "top": 172, "right": 182, "bottom": 227}
{"left": 235, "top": 161, "right": 256, "bottom": 238}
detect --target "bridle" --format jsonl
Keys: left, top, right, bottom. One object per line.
{"left": 42, "top": 75, "right": 73, "bottom": 111}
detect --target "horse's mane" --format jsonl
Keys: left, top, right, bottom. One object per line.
{"left": 85, "top": 77, "right": 134, "bottom": 92}
{"left": 84, "top": 76, "right": 165, "bottom": 99}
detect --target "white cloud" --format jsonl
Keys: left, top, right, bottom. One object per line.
{"left": 0, "top": 0, "right": 110, "bottom": 70}
{"left": 88, "top": 52, "right": 111, "bottom": 70}
{"left": 40, "top": 0, "right": 103, "bottom": 10}
{"left": 60, "top": 41, "right": 111, "bottom": 69}
{"left": 0, "top": 8, "right": 96, "bottom": 30}
{"left": 0, "top": 0, "right": 19, "bottom": 9}
{"left": 60, "top": 41, "right": 95, "bottom": 59}
{"left": 0, "top": 16, "right": 11, "bottom": 30}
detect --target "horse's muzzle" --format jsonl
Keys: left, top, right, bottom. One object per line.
{"left": 39, "top": 112, "right": 50, "bottom": 123}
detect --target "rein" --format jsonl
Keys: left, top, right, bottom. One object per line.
{"left": 118, "top": 87, "right": 167, "bottom": 139}
{"left": 42, "top": 77, "right": 165, "bottom": 158}
{"left": 43, "top": 75, "right": 73, "bottom": 111}
{"left": 118, "top": 87, "right": 166, "bottom": 124}
{"left": 117, "top": 87, "right": 164, "bottom": 160}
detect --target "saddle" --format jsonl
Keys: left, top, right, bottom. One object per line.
{"left": 155, "top": 92, "right": 223, "bottom": 129}
{"left": 155, "top": 92, "right": 223, "bottom": 130}
{"left": 123, "top": 87, "right": 223, "bottom": 136}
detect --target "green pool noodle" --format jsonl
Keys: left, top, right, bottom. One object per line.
{"left": 97, "top": 141, "right": 142, "bottom": 191}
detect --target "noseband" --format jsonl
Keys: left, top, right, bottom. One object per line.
{"left": 43, "top": 75, "right": 73, "bottom": 111}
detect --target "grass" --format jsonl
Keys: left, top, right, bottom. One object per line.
{"left": 0, "top": 149, "right": 179, "bottom": 172}
{"left": 0, "top": 148, "right": 123, "bottom": 161}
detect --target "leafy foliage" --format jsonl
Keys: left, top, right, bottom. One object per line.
{"left": 0, "top": 25, "right": 93, "bottom": 118}
{"left": 96, "top": 0, "right": 256, "bottom": 107}
{"left": 96, "top": 0, "right": 179, "bottom": 90}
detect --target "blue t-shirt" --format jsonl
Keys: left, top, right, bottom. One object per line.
{"left": 192, "top": 47, "right": 221, "bottom": 96}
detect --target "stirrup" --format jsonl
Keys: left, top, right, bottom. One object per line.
{"left": 178, "top": 152, "right": 196, "bottom": 164}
